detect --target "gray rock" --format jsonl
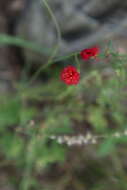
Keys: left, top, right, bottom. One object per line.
{"left": 16, "top": 0, "right": 127, "bottom": 62}
{"left": 83, "top": 0, "right": 121, "bottom": 17}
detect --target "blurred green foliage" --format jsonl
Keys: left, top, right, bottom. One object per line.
{"left": 1, "top": 34, "right": 127, "bottom": 190}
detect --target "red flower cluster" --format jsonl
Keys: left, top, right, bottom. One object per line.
{"left": 80, "top": 46, "right": 99, "bottom": 60}
{"left": 60, "top": 46, "right": 99, "bottom": 85}
{"left": 60, "top": 66, "right": 80, "bottom": 85}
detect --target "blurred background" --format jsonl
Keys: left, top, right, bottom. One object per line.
{"left": 1, "top": 0, "right": 127, "bottom": 189}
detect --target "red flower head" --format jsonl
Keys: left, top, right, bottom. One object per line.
{"left": 80, "top": 46, "right": 99, "bottom": 60}
{"left": 60, "top": 66, "right": 80, "bottom": 85}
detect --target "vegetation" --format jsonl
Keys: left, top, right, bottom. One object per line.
{"left": 0, "top": 34, "right": 127, "bottom": 190}
{"left": 0, "top": 0, "right": 127, "bottom": 189}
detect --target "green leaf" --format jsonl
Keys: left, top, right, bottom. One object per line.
{"left": 0, "top": 97, "right": 21, "bottom": 128}
{"left": 98, "top": 138, "right": 115, "bottom": 157}
{"left": 0, "top": 34, "right": 51, "bottom": 55}
{"left": 45, "top": 115, "right": 73, "bottom": 135}
{"left": 88, "top": 107, "right": 107, "bottom": 132}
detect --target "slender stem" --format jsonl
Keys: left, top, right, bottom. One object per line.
{"left": 74, "top": 53, "right": 80, "bottom": 72}
{"left": 41, "top": 0, "right": 61, "bottom": 44}
{"left": 29, "top": 45, "right": 58, "bottom": 84}
{"left": 27, "top": 0, "right": 62, "bottom": 85}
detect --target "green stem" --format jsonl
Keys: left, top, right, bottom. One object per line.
{"left": 27, "top": 0, "right": 62, "bottom": 84}
{"left": 74, "top": 53, "right": 80, "bottom": 72}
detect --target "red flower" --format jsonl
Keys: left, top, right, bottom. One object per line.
{"left": 60, "top": 66, "right": 80, "bottom": 85}
{"left": 80, "top": 46, "right": 99, "bottom": 60}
